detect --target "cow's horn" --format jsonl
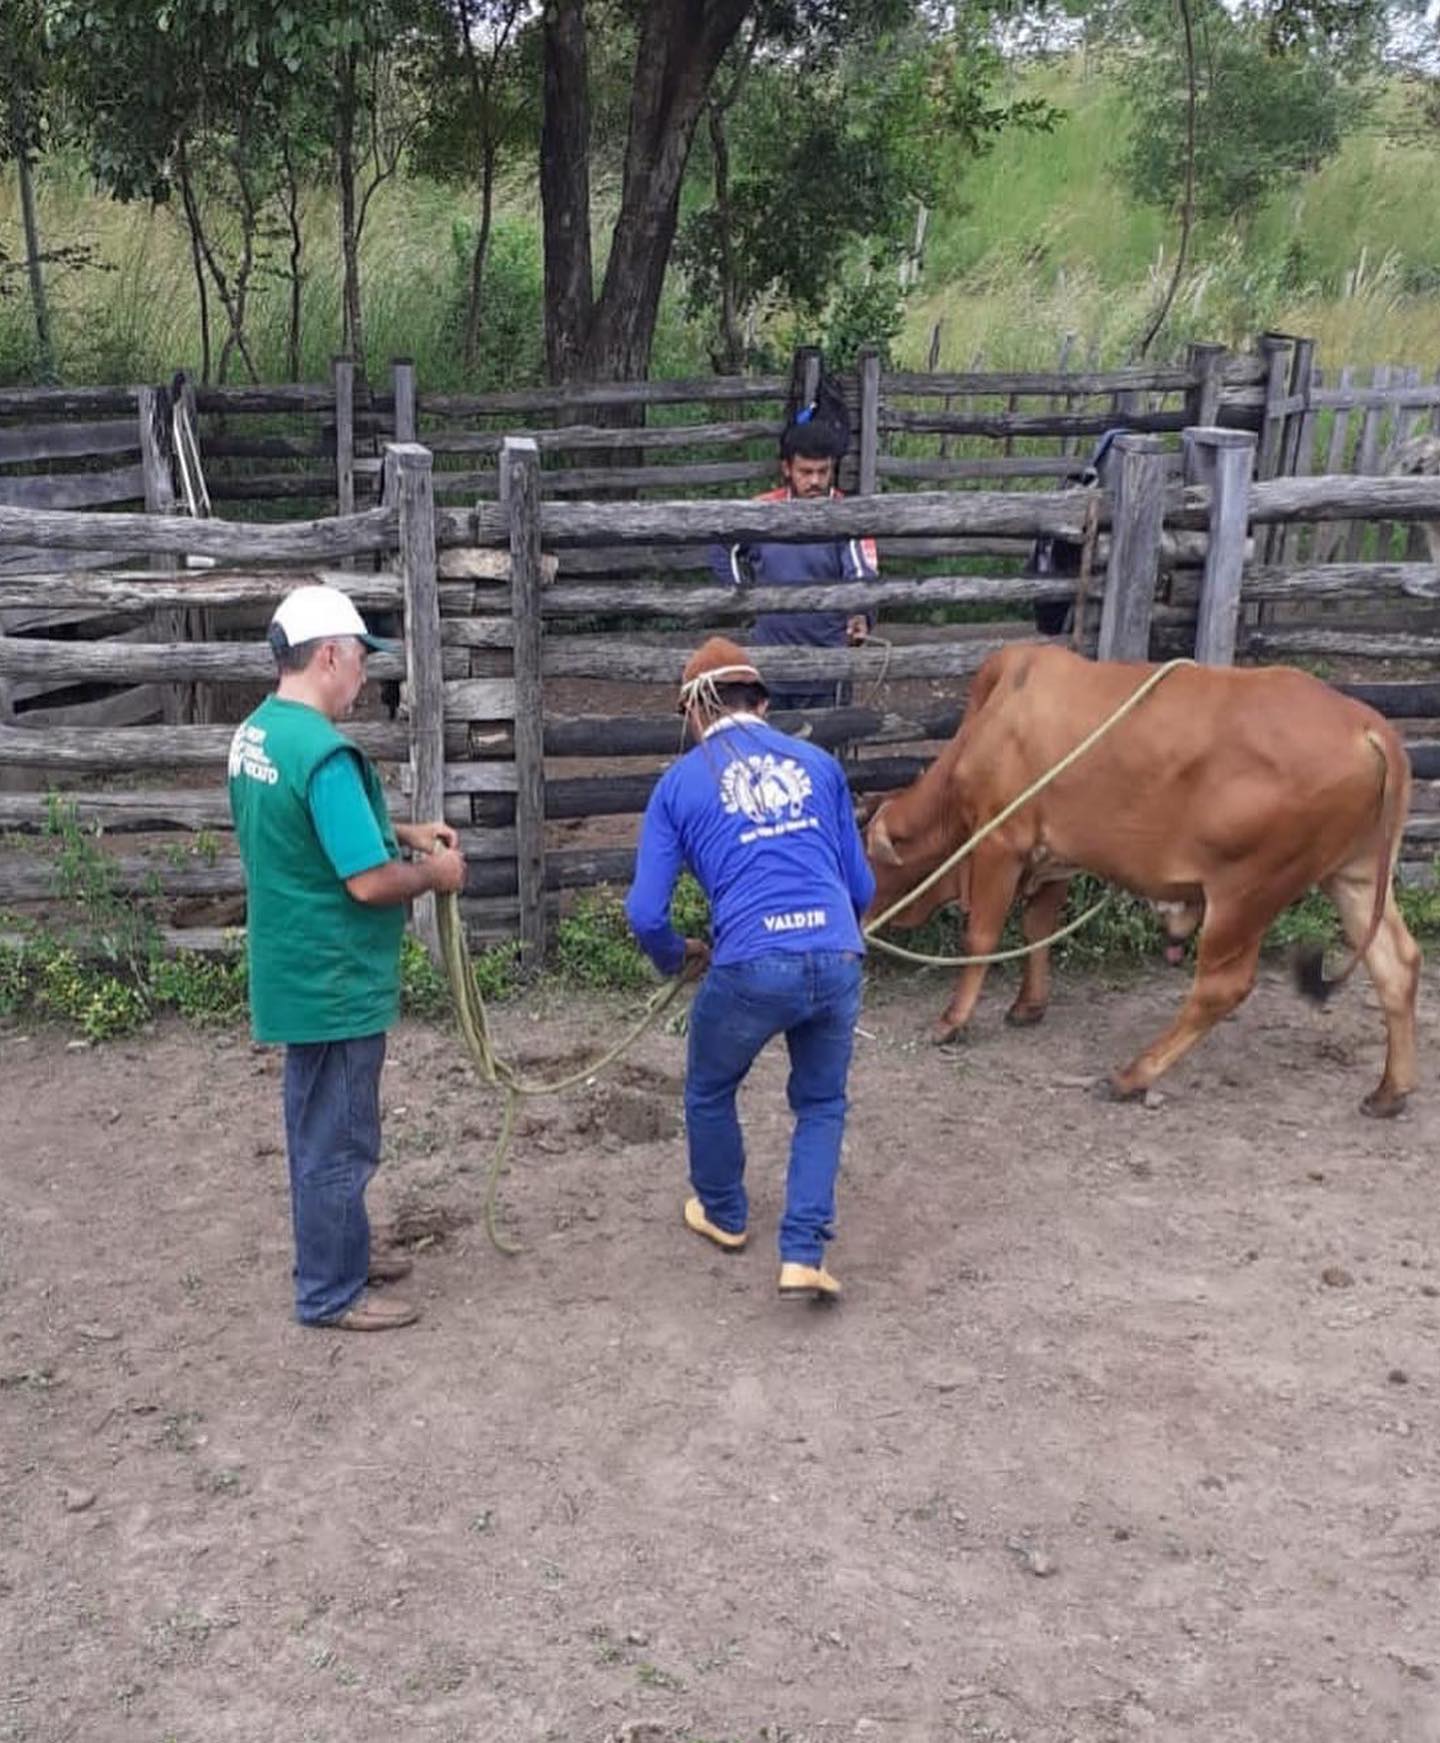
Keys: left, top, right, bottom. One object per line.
{"left": 870, "top": 809, "right": 904, "bottom": 867}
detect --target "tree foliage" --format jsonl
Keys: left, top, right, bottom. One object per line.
{"left": 1119, "top": 0, "right": 1370, "bottom": 222}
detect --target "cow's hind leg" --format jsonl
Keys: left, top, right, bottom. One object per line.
{"left": 1321, "top": 871, "right": 1421, "bottom": 1117}
{"left": 931, "top": 845, "right": 1023, "bottom": 1046}
{"left": 1006, "top": 877, "right": 1071, "bottom": 1027}
{"left": 1107, "top": 903, "right": 1264, "bottom": 1099}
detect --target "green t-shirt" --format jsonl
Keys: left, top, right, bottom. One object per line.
{"left": 228, "top": 694, "right": 406, "bottom": 1045}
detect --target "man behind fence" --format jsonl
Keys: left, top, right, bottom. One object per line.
{"left": 228, "top": 584, "right": 466, "bottom": 1333}
{"left": 625, "top": 636, "right": 875, "bottom": 1301}
{"left": 709, "top": 381, "right": 878, "bottom": 713}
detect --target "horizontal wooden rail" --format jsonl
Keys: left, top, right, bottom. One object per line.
{"left": 469, "top": 489, "right": 1097, "bottom": 548}
{"left": 0, "top": 503, "right": 398, "bottom": 559}
{"left": 0, "top": 465, "right": 146, "bottom": 511}
{"left": 409, "top": 375, "right": 789, "bottom": 417}
{"left": 444, "top": 633, "right": 1020, "bottom": 686}
{"left": 0, "top": 386, "right": 138, "bottom": 416}
{"left": 0, "top": 637, "right": 468, "bottom": 685}
{"left": 881, "top": 408, "right": 1191, "bottom": 439}
{"left": 425, "top": 419, "right": 785, "bottom": 456}
{"left": 1240, "top": 563, "right": 1440, "bottom": 603}
{"left": 881, "top": 365, "right": 1198, "bottom": 396}
{"left": 515, "top": 573, "right": 1072, "bottom": 619}
{"left": 434, "top": 458, "right": 775, "bottom": 499}
{"left": 0, "top": 419, "right": 141, "bottom": 465}
{"left": 0, "top": 568, "right": 411, "bottom": 611}
{"left": 0, "top": 719, "right": 421, "bottom": 768}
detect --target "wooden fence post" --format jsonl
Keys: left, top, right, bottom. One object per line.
{"left": 1097, "top": 433, "right": 1167, "bottom": 662}
{"left": 501, "top": 436, "right": 546, "bottom": 968}
{"left": 794, "top": 345, "right": 822, "bottom": 410}
{"left": 386, "top": 441, "right": 444, "bottom": 960}
{"left": 1185, "top": 342, "right": 1228, "bottom": 430}
{"left": 333, "top": 354, "right": 356, "bottom": 521}
{"left": 1184, "top": 428, "right": 1255, "bottom": 666}
{"left": 136, "top": 383, "right": 190, "bottom": 726}
{"left": 857, "top": 347, "right": 880, "bottom": 496}
{"left": 392, "top": 358, "right": 417, "bottom": 445}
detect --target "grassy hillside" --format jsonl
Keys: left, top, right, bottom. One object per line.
{"left": 1, "top": 59, "right": 1437, "bottom": 387}
{"left": 909, "top": 62, "right": 1440, "bottom": 370}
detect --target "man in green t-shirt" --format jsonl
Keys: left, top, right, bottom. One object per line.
{"left": 229, "top": 584, "right": 466, "bottom": 1332}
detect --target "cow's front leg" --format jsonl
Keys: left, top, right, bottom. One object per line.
{"left": 1006, "top": 876, "right": 1071, "bottom": 1027}
{"left": 931, "top": 845, "right": 1023, "bottom": 1045}
{"left": 1107, "top": 903, "right": 1263, "bottom": 1097}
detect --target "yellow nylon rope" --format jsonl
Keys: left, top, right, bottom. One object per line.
{"left": 437, "top": 658, "right": 1195, "bottom": 1248}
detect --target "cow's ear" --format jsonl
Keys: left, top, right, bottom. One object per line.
{"left": 870, "top": 808, "right": 904, "bottom": 867}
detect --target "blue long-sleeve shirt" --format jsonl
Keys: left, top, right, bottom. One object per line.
{"left": 625, "top": 714, "right": 876, "bottom": 977}
{"left": 708, "top": 487, "right": 879, "bottom": 652}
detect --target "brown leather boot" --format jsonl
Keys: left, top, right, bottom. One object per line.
{"left": 319, "top": 1291, "right": 419, "bottom": 1331}
{"left": 367, "top": 1250, "right": 414, "bottom": 1283}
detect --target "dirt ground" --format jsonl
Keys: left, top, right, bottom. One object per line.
{"left": 3, "top": 955, "right": 1439, "bottom": 1743}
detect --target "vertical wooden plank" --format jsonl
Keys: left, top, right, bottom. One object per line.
{"left": 501, "top": 437, "right": 546, "bottom": 969}
{"left": 1313, "top": 364, "right": 1354, "bottom": 563}
{"left": 1185, "top": 342, "right": 1228, "bottom": 431}
{"left": 1285, "top": 362, "right": 1320, "bottom": 567}
{"left": 795, "top": 345, "right": 822, "bottom": 410}
{"left": 1255, "top": 334, "right": 1293, "bottom": 482}
{"left": 391, "top": 358, "right": 417, "bottom": 445}
{"left": 386, "top": 441, "right": 444, "bottom": 961}
{"left": 1276, "top": 338, "right": 1315, "bottom": 565}
{"left": 1185, "top": 428, "right": 1255, "bottom": 666}
{"left": 136, "top": 383, "right": 190, "bottom": 726}
{"left": 1097, "top": 434, "right": 1167, "bottom": 663}
{"left": 1345, "top": 362, "right": 1390, "bottom": 563}
{"left": 1393, "top": 366, "right": 1428, "bottom": 561}
{"left": 333, "top": 354, "right": 356, "bottom": 520}
{"left": 857, "top": 348, "right": 880, "bottom": 497}
{"left": 170, "top": 370, "right": 217, "bottom": 725}
{"left": 1054, "top": 332, "right": 1077, "bottom": 459}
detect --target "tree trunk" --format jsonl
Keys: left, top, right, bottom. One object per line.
{"left": 574, "top": 0, "right": 752, "bottom": 384}
{"left": 462, "top": 138, "right": 497, "bottom": 375}
{"left": 10, "top": 99, "right": 53, "bottom": 380}
{"left": 336, "top": 44, "right": 365, "bottom": 371}
{"left": 540, "top": 0, "right": 594, "bottom": 384}
{"left": 281, "top": 139, "right": 305, "bottom": 383}
{"left": 175, "top": 140, "right": 213, "bottom": 384}
{"left": 707, "top": 97, "right": 743, "bottom": 375}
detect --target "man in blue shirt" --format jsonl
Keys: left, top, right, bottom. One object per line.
{"left": 625, "top": 636, "right": 876, "bottom": 1300}
{"left": 709, "top": 396, "right": 879, "bottom": 713}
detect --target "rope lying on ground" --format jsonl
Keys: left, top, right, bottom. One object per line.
{"left": 436, "top": 658, "right": 1195, "bottom": 1249}
{"left": 435, "top": 890, "right": 687, "bottom": 1253}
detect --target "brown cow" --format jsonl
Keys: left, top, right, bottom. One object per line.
{"left": 864, "top": 644, "right": 1420, "bottom": 1116}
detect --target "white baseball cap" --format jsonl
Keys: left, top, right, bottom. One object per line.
{"left": 269, "top": 584, "right": 393, "bottom": 652}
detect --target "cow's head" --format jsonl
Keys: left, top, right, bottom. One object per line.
{"left": 864, "top": 795, "right": 972, "bottom": 932}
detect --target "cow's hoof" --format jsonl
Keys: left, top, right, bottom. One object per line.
{"left": 1096, "top": 1073, "right": 1146, "bottom": 1103}
{"left": 1361, "top": 1087, "right": 1407, "bottom": 1120}
{"left": 1005, "top": 1003, "right": 1047, "bottom": 1028}
{"left": 930, "top": 1021, "right": 966, "bottom": 1049}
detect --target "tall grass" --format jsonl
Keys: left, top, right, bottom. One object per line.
{"left": 2, "top": 58, "right": 1438, "bottom": 388}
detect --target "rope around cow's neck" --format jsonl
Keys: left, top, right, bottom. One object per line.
{"left": 435, "top": 657, "right": 1195, "bottom": 1250}
{"left": 859, "top": 658, "right": 1195, "bottom": 960}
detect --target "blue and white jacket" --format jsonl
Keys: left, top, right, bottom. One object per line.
{"left": 708, "top": 487, "right": 880, "bottom": 652}
{"left": 625, "top": 714, "right": 876, "bottom": 977}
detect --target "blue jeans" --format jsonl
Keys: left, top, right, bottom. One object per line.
{"left": 283, "top": 1034, "right": 386, "bottom": 1324}
{"left": 686, "top": 950, "right": 863, "bottom": 1265}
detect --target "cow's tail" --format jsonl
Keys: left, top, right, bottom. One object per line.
{"left": 1295, "top": 727, "right": 1405, "bottom": 1004}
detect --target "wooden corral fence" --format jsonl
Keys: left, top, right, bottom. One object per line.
{"left": 3, "top": 432, "right": 1440, "bottom": 963}
{"left": 0, "top": 340, "right": 1274, "bottom": 520}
